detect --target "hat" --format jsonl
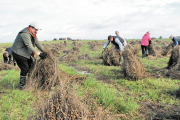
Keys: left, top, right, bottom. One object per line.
{"left": 30, "top": 22, "right": 41, "bottom": 30}
{"left": 115, "top": 31, "right": 119, "bottom": 34}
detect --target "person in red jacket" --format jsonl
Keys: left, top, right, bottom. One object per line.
{"left": 140, "top": 31, "right": 151, "bottom": 58}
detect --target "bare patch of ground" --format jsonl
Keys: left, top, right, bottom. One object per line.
{"left": 139, "top": 101, "right": 180, "bottom": 120}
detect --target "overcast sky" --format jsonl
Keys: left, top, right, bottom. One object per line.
{"left": 0, "top": 0, "right": 180, "bottom": 43}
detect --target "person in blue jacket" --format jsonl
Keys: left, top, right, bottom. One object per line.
{"left": 169, "top": 35, "right": 180, "bottom": 46}
{"left": 3, "top": 47, "right": 16, "bottom": 66}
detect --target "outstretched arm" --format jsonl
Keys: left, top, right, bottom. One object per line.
{"left": 35, "top": 37, "right": 44, "bottom": 52}
{"left": 103, "top": 40, "right": 110, "bottom": 49}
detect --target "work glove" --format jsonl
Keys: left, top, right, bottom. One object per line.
{"left": 102, "top": 49, "right": 105, "bottom": 53}
{"left": 32, "top": 51, "right": 40, "bottom": 58}
{"left": 39, "top": 52, "right": 47, "bottom": 59}
{"left": 118, "top": 52, "right": 122, "bottom": 55}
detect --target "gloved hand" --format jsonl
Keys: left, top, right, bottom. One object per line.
{"left": 39, "top": 52, "right": 47, "bottom": 59}
{"left": 32, "top": 51, "right": 40, "bottom": 58}
{"left": 102, "top": 49, "right": 105, "bottom": 53}
{"left": 118, "top": 52, "right": 122, "bottom": 55}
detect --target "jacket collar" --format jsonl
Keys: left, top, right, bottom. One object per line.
{"left": 28, "top": 27, "right": 36, "bottom": 38}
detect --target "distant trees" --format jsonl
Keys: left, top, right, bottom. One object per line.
{"left": 159, "top": 36, "right": 162, "bottom": 39}
{"left": 151, "top": 37, "right": 156, "bottom": 39}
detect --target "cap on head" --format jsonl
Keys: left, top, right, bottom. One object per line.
{"left": 115, "top": 31, "right": 119, "bottom": 34}
{"left": 29, "top": 22, "right": 41, "bottom": 30}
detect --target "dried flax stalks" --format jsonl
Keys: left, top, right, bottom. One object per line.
{"left": 148, "top": 42, "right": 175, "bottom": 57}
{"left": 88, "top": 41, "right": 103, "bottom": 51}
{"left": 26, "top": 48, "right": 63, "bottom": 90}
{"left": 161, "top": 46, "right": 180, "bottom": 79}
{"left": 59, "top": 46, "right": 80, "bottom": 62}
{"left": 103, "top": 47, "right": 121, "bottom": 66}
{"left": 0, "top": 63, "right": 18, "bottom": 71}
{"left": 123, "top": 45, "right": 146, "bottom": 80}
{"left": 35, "top": 80, "right": 113, "bottom": 120}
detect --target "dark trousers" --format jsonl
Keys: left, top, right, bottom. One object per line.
{"left": 3, "top": 55, "right": 8, "bottom": 63}
{"left": 141, "top": 45, "right": 148, "bottom": 54}
{"left": 12, "top": 52, "right": 33, "bottom": 76}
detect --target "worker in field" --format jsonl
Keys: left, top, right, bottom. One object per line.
{"left": 3, "top": 47, "right": 17, "bottom": 66}
{"left": 140, "top": 31, "right": 151, "bottom": 58}
{"left": 115, "top": 31, "right": 127, "bottom": 46}
{"left": 102, "top": 35, "right": 125, "bottom": 63}
{"left": 12, "top": 22, "right": 47, "bottom": 90}
{"left": 169, "top": 35, "right": 180, "bottom": 46}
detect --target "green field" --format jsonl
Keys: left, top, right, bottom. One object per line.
{"left": 0, "top": 39, "right": 179, "bottom": 120}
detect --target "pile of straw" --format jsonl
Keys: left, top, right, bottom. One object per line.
{"left": 103, "top": 47, "right": 121, "bottom": 66}
{"left": 60, "top": 46, "right": 80, "bottom": 62}
{"left": 78, "top": 53, "right": 94, "bottom": 60}
{"left": 36, "top": 81, "right": 112, "bottom": 120}
{"left": 0, "top": 63, "right": 18, "bottom": 71}
{"left": 88, "top": 41, "right": 104, "bottom": 51}
{"left": 123, "top": 45, "right": 146, "bottom": 80}
{"left": 160, "top": 46, "right": 180, "bottom": 79}
{"left": 27, "top": 49, "right": 62, "bottom": 90}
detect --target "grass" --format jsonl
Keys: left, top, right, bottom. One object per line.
{"left": 76, "top": 77, "right": 139, "bottom": 115}
{"left": 59, "top": 62, "right": 88, "bottom": 77}
{"left": 0, "top": 69, "right": 37, "bottom": 120}
{"left": 79, "top": 44, "right": 102, "bottom": 57}
{"left": 0, "top": 90, "right": 36, "bottom": 120}
{"left": 0, "top": 39, "right": 179, "bottom": 119}
{"left": 0, "top": 69, "right": 20, "bottom": 90}
{"left": 116, "top": 78, "right": 180, "bottom": 104}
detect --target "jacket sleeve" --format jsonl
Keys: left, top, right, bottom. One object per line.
{"left": 103, "top": 40, "right": 110, "bottom": 49}
{"left": 115, "top": 38, "right": 123, "bottom": 52}
{"left": 149, "top": 40, "right": 152, "bottom": 45}
{"left": 35, "top": 37, "right": 44, "bottom": 52}
{"left": 119, "top": 37, "right": 126, "bottom": 47}
{"left": 20, "top": 33, "right": 37, "bottom": 53}
{"left": 173, "top": 37, "right": 178, "bottom": 45}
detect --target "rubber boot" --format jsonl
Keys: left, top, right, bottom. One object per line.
{"left": 20, "top": 77, "right": 26, "bottom": 90}
{"left": 146, "top": 50, "right": 148, "bottom": 57}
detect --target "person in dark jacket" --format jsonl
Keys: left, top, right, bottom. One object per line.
{"left": 3, "top": 47, "right": 16, "bottom": 66}
{"left": 102, "top": 35, "right": 125, "bottom": 54}
{"left": 12, "top": 22, "right": 47, "bottom": 90}
{"left": 169, "top": 35, "right": 180, "bottom": 46}
{"left": 102, "top": 35, "right": 125, "bottom": 63}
